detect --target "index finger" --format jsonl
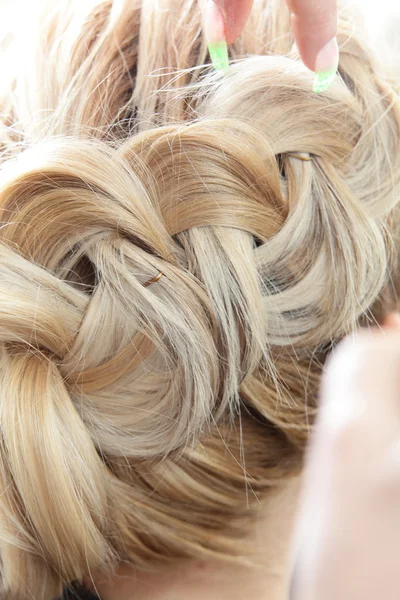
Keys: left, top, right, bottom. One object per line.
{"left": 286, "top": 0, "right": 338, "bottom": 73}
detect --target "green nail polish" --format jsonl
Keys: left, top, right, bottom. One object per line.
{"left": 208, "top": 40, "right": 229, "bottom": 72}
{"left": 313, "top": 69, "right": 337, "bottom": 93}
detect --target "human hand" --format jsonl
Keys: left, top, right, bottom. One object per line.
{"left": 202, "top": 0, "right": 338, "bottom": 75}
{"left": 290, "top": 314, "right": 400, "bottom": 600}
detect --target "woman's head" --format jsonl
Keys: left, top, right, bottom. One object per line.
{"left": 0, "top": 0, "right": 399, "bottom": 597}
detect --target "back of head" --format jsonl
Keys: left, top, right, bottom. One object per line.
{"left": 0, "top": 0, "right": 399, "bottom": 597}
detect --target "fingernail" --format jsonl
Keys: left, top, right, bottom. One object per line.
{"left": 313, "top": 37, "right": 339, "bottom": 93}
{"left": 203, "top": 0, "right": 229, "bottom": 71}
{"left": 208, "top": 40, "right": 229, "bottom": 71}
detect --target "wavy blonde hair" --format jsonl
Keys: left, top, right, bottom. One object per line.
{"left": 0, "top": 0, "right": 399, "bottom": 597}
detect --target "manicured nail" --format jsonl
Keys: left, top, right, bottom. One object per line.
{"left": 313, "top": 37, "right": 339, "bottom": 93}
{"left": 208, "top": 40, "right": 229, "bottom": 71}
{"left": 203, "top": 0, "right": 229, "bottom": 71}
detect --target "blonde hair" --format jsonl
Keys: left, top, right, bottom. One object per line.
{"left": 0, "top": 0, "right": 399, "bottom": 597}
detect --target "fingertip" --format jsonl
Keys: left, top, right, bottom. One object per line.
{"left": 202, "top": 0, "right": 225, "bottom": 44}
{"left": 290, "top": 14, "right": 314, "bottom": 71}
{"left": 212, "top": 0, "right": 254, "bottom": 44}
{"left": 288, "top": 0, "right": 338, "bottom": 73}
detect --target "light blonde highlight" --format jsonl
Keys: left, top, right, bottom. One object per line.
{"left": 0, "top": 0, "right": 399, "bottom": 598}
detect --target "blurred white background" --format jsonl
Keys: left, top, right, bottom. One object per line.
{"left": 352, "top": 0, "right": 400, "bottom": 72}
